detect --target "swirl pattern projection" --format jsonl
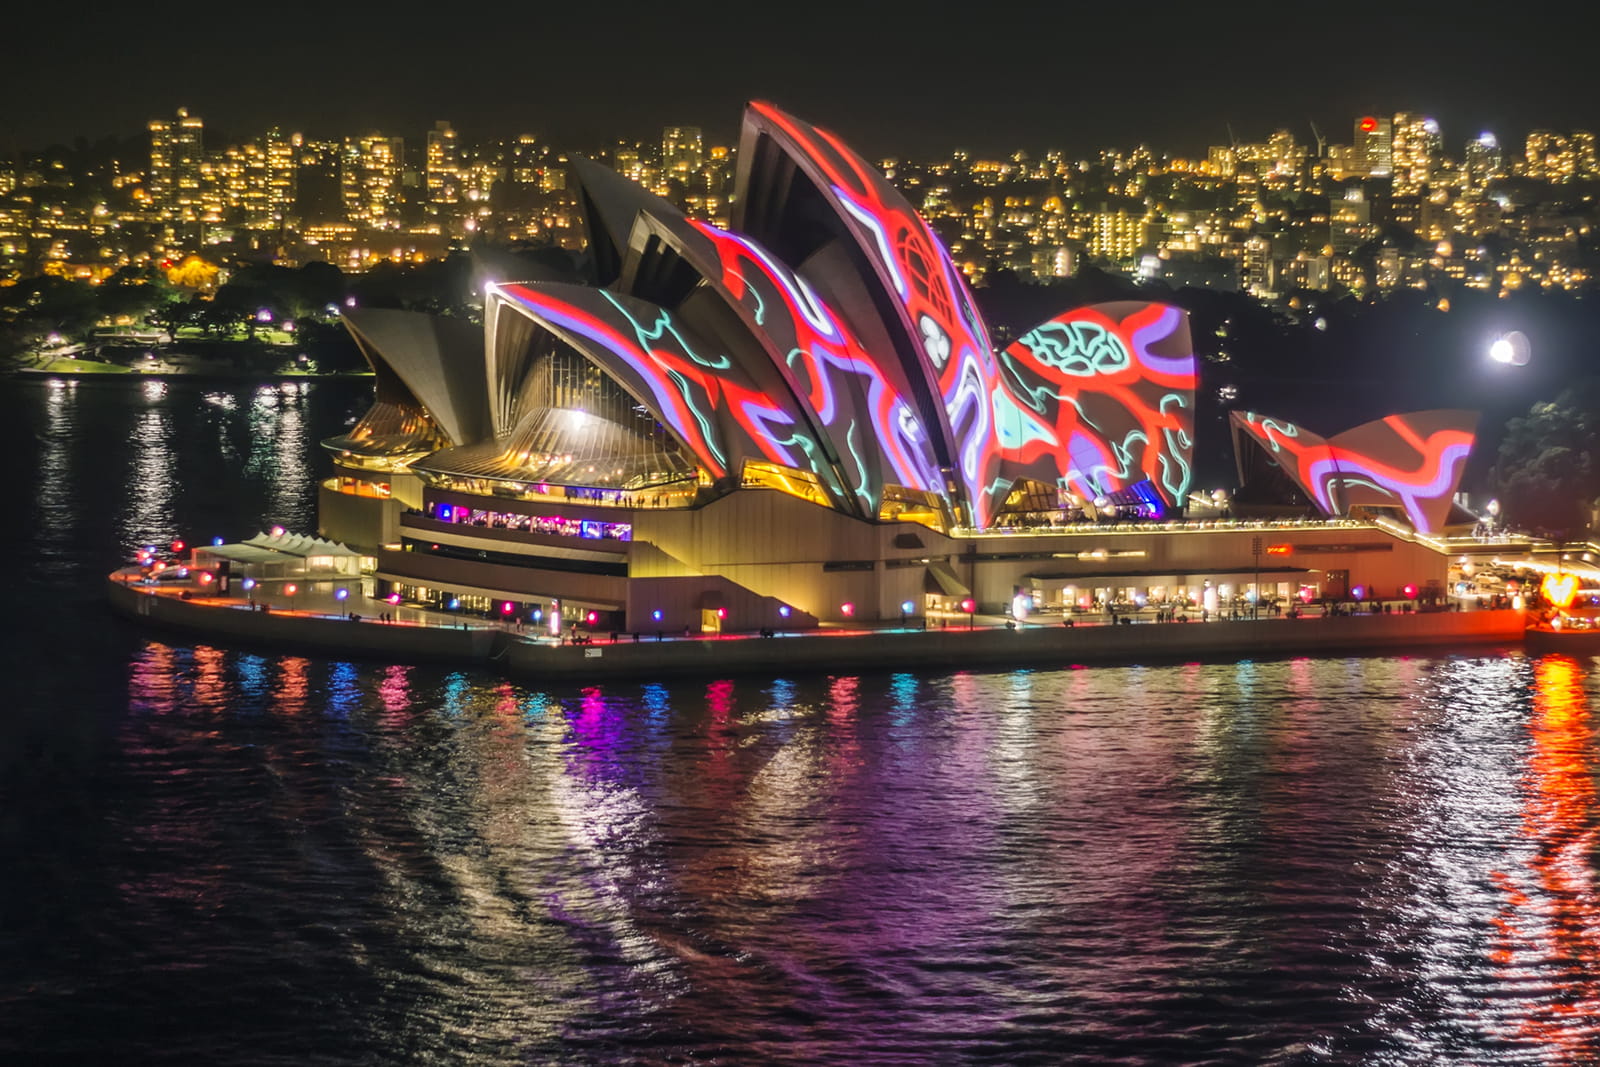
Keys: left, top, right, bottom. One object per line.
{"left": 391, "top": 104, "right": 1238, "bottom": 531}
{"left": 733, "top": 103, "right": 1202, "bottom": 526}
{"left": 1000, "top": 302, "right": 1196, "bottom": 508}
{"left": 683, "top": 221, "right": 945, "bottom": 514}
{"left": 489, "top": 282, "right": 848, "bottom": 509}
{"left": 1230, "top": 410, "right": 1477, "bottom": 533}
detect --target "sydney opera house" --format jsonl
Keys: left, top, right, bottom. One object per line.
{"left": 317, "top": 103, "right": 1479, "bottom": 634}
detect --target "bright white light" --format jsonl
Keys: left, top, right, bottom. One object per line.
{"left": 1490, "top": 331, "right": 1530, "bottom": 366}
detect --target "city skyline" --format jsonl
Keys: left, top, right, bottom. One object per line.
{"left": 8, "top": 96, "right": 1600, "bottom": 319}
{"left": 4, "top": 2, "right": 1599, "bottom": 156}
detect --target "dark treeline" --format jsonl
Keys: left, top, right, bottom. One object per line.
{"left": 0, "top": 245, "right": 582, "bottom": 371}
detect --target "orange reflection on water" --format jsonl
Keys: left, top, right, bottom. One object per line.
{"left": 191, "top": 645, "right": 226, "bottom": 712}
{"left": 273, "top": 657, "right": 310, "bottom": 716}
{"left": 1490, "top": 654, "right": 1600, "bottom": 1054}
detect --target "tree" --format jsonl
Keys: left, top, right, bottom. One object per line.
{"left": 1492, "top": 382, "right": 1600, "bottom": 537}
{"left": 97, "top": 267, "right": 173, "bottom": 324}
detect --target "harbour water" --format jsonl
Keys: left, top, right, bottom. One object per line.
{"left": 4, "top": 379, "right": 1598, "bottom": 1064}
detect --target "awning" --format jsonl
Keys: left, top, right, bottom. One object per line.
{"left": 240, "top": 531, "right": 361, "bottom": 558}
{"left": 1025, "top": 565, "right": 1316, "bottom": 583}
{"left": 198, "top": 544, "right": 295, "bottom": 565}
{"left": 924, "top": 559, "right": 970, "bottom": 597}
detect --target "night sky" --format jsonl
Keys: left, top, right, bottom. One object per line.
{"left": 4, "top": 1, "right": 1596, "bottom": 157}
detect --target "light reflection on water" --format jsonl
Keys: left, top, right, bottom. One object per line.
{"left": 5, "top": 380, "right": 1600, "bottom": 1063}
{"left": 245, "top": 383, "right": 312, "bottom": 530}
{"left": 14, "top": 644, "right": 1590, "bottom": 1063}
{"left": 118, "top": 400, "right": 176, "bottom": 553}
{"left": 35, "top": 381, "right": 77, "bottom": 575}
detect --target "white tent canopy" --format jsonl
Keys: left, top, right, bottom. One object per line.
{"left": 194, "top": 531, "right": 364, "bottom": 579}
{"left": 240, "top": 531, "right": 362, "bottom": 558}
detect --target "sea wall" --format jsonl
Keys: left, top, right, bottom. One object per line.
{"left": 502, "top": 609, "right": 1526, "bottom": 681}
{"left": 109, "top": 577, "right": 1525, "bottom": 683}
{"left": 107, "top": 579, "right": 499, "bottom": 663}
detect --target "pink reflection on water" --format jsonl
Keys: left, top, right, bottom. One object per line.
{"left": 493, "top": 682, "right": 519, "bottom": 720}
{"left": 128, "top": 641, "right": 176, "bottom": 715}
{"left": 565, "top": 686, "right": 631, "bottom": 773}
{"left": 378, "top": 664, "right": 411, "bottom": 727}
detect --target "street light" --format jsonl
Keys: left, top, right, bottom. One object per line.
{"left": 961, "top": 597, "right": 976, "bottom": 630}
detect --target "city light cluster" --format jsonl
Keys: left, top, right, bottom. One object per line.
{"left": 3, "top": 108, "right": 1599, "bottom": 303}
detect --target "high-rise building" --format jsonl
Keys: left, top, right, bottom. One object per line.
{"left": 1575, "top": 131, "right": 1599, "bottom": 178}
{"left": 1523, "top": 130, "right": 1598, "bottom": 181}
{"left": 1330, "top": 188, "right": 1373, "bottom": 256}
{"left": 1089, "top": 205, "right": 1147, "bottom": 263}
{"left": 662, "top": 126, "right": 703, "bottom": 179}
{"left": 1266, "top": 129, "right": 1304, "bottom": 178}
{"left": 294, "top": 140, "right": 344, "bottom": 225}
{"left": 148, "top": 107, "right": 205, "bottom": 222}
{"left": 1464, "top": 132, "right": 1504, "bottom": 189}
{"left": 509, "top": 135, "right": 541, "bottom": 186}
{"left": 1391, "top": 112, "right": 1441, "bottom": 193}
{"left": 341, "top": 134, "right": 404, "bottom": 229}
{"left": 1207, "top": 144, "right": 1238, "bottom": 177}
{"left": 1354, "top": 116, "right": 1392, "bottom": 178}
{"left": 425, "top": 121, "right": 459, "bottom": 212}
{"left": 264, "top": 128, "right": 299, "bottom": 227}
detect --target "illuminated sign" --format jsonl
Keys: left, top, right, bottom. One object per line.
{"left": 1543, "top": 572, "right": 1580, "bottom": 609}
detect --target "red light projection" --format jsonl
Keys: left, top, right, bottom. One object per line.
{"left": 747, "top": 102, "right": 1029, "bottom": 527}
{"left": 685, "top": 220, "right": 945, "bottom": 511}
{"left": 1230, "top": 410, "right": 1476, "bottom": 533}
{"left": 1359, "top": 116, "right": 1379, "bottom": 132}
{"left": 492, "top": 282, "right": 846, "bottom": 506}
{"left": 1000, "top": 302, "right": 1197, "bottom": 507}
